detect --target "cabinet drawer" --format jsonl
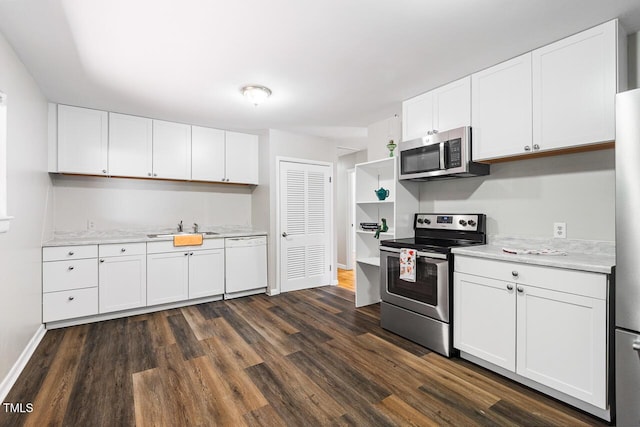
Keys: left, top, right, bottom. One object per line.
{"left": 99, "top": 242, "right": 146, "bottom": 258}
{"left": 146, "top": 238, "right": 224, "bottom": 254}
{"left": 455, "top": 255, "right": 606, "bottom": 300}
{"left": 43, "top": 287, "right": 98, "bottom": 323}
{"left": 43, "top": 258, "right": 98, "bottom": 292}
{"left": 43, "top": 245, "right": 98, "bottom": 261}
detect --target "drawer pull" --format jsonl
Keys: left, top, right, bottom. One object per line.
{"left": 190, "top": 252, "right": 194, "bottom": 256}
{"left": 511, "top": 271, "right": 518, "bottom": 277}
{"left": 184, "top": 252, "right": 189, "bottom": 256}
{"left": 68, "top": 296, "right": 75, "bottom": 301}
{"left": 68, "top": 266, "right": 75, "bottom": 271}
{"left": 633, "top": 341, "right": 640, "bottom": 351}
{"left": 506, "top": 284, "right": 514, "bottom": 291}
{"left": 68, "top": 251, "right": 75, "bottom": 256}
{"left": 100, "top": 259, "right": 105, "bottom": 263}
{"left": 517, "top": 286, "right": 524, "bottom": 293}
{"left": 121, "top": 248, "right": 126, "bottom": 252}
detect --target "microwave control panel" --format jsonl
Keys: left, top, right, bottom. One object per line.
{"left": 447, "top": 139, "right": 462, "bottom": 168}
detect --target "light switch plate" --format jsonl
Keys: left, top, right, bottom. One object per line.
{"left": 554, "top": 222, "right": 566, "bottom": 239}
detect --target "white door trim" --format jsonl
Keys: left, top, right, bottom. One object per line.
{"left": 275, "top": 156, "right": 334, "bottom": 295}
{"left": 345, "top": 168, "right": 355, "bottom": 270}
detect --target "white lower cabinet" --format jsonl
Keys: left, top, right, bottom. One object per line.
{"left": 147, "top": 251, "right": 190, "bottom": 306}
{"left": 98, "top": 243, "right": 147, "bottom": 313}
{"left": 454, "top": 255, "right": 608, "bottom": 411}
{"left": 147, "top": 239, "right": 225, "bottom": 305}
{"left": 188, "top": 248, "right": 225, "bottom": 299}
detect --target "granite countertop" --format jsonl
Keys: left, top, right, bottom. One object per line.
{"left": 451, "top": 235, "right": 615, "bottom": 274}
{"left": 42, "top": 225, "right": 268, "bottom": 247}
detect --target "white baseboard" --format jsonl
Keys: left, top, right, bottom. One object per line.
{"left": 331, "top": 279, "right": 339, "bottom": 286}
{"left": 337, "top": 263, "right": 347, "bottom": 270}
{"left": 0, "top": 324, "right": 46, "bottom": 403}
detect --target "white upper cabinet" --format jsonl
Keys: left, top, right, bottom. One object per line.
{"left": 225, "top": 131, "right": 259, "bottom": 184}
{"left": 402, "top": 76, "right": 470, "bottom": 142}
{"left": 472, "top": 53, "right": 533, "bottom": 161}
{"left": 108, "top": 113, "right": 153, "bottom": 178}
{"left": 57, "top": 105, "right": 108, "bottom": 175}
{"left": 532, "top": 20, "right": 621, "bottom": 152}
{"left": 191, "top": 125, "right": 226, "bottom": 182}
{"left": 152, "top": 120, "right": 192, "bottom": 180}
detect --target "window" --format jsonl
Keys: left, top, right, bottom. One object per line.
{"left": 0, "top": 91, "right": 12, "bottom": 233}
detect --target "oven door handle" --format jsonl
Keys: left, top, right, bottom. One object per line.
{"left": 380, "top": 247, "right": 447, "bottom": 260}
{"left": 439, "top": 142, "right": 446, "bottom": 169}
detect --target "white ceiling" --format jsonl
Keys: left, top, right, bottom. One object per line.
{"left": 1, "top": 0, "right": 640, "bottom": 138}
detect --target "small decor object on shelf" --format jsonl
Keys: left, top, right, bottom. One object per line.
{"left": 375, "top": 187, "right": 390, "bottom": 201}
{"left": 374, "top": 218, "right": 389, "bottom": 239}
{"left": 386, "top": 139, "right": 397, "bottom": 157}
{"left": 360, "top": 222, "right": 379, "bottom": 231}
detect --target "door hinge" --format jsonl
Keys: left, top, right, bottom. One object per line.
{"left": 329, "top": 176, "right": 332, "bottom": 183}
{"left": 330, "top": 265, "right": 332, "bottom": 271}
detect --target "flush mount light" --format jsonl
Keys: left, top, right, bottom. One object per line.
{"left": 241, "top": 85, "right": 272, "bottom": 106}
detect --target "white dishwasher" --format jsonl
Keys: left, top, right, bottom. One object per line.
{"left": 224, "top": 236, "right": 268, "bottom": 299}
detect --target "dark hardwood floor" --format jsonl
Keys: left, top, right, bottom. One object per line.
{"left": 1, "top": 286, "right": 607, "bottom": 426}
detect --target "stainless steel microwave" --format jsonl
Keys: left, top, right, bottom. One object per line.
{"left": 398, "top": 126, "right": 489, "bottom": 181}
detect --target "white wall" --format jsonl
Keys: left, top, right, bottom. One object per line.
{"left": 0, "top": 34, "right": 52, "bottom": 387}
{"left": 52, "top": 175, "right": 253, "bottom": 231}
{"left": 336, "top": 150, "right": 366, "bottom": 266}
{"left": 629, "top": 31, "right": 639, "bottom": 89}
{"left": 419, "top": 149, "right": 615, "bottom": 241}
{"left": 366, "top": 114, "right": 402, "bottom": 162}
{"left": 253, "top": 129, "right": 338, "bottom": 294}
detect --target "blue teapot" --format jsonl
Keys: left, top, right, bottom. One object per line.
{"left": 375, "top": 187, "right": 390, "bottom": 201}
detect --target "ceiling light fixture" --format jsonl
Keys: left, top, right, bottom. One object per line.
{"left": 241, "top": 85, "right": 272, "bottom": 106}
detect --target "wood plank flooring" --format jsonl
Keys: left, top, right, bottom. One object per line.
{"left": 1, "top": 286, "right": 608, "bottom": 427}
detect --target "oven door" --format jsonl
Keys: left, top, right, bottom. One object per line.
{"left": 380, "top": 247, "right": 450, "bottom": 322}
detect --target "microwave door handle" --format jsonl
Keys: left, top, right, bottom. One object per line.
{"left": 439, "top": 142, "right": 446, "bottom": 169}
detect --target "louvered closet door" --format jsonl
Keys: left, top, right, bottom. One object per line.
{"left": 280, "top": 161, "right": 332, "bottom": 292}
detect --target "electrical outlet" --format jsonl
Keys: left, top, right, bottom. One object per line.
{"left": 554, "top": 222, "right": 566, "bottom": 239}
{"left": 87, "top": 220, "right": 95, "bottom": 230}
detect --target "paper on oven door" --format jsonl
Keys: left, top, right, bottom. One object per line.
{"left": 399, "top": 248, "right": 416, "bottom": 282}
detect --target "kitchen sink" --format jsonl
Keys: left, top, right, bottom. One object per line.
{"left": 146, "top": 231, "right": 218, "bottom": 238}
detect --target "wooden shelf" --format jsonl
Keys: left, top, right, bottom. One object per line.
{"left": 356, "top": 230, "right": 394, "bottom": 236}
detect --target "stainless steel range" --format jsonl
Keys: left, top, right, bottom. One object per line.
{"left": 379, "top": 213, "right": 486, "bottom": 357}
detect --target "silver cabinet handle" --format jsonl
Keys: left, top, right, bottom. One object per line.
{"left": 524, "top": 146, "right": 531, "bottom": 152}
{"left": 533, "top": 144, "right": 540, "bottom": 150}
{"left": 432, "top": 129, "right": 438, "bottom": 134}
{"left": 68, "top": 251, "right": 74, "bottom": 256}
{"left": 226, "top": 178, "right": 230, "bottom": 182}
{"left": 426, "top": 130, "right": 433, "bottom": 136}
{"left": 100, "top": 259, "right": 105, "bottom": 263}
{"left": 68, "top": 296, "right": 75, "bottom": 301}
{"left": 148, "top": 172, "right": 152, "bottom": 177}
{"left": 184, "top": 252, "right": 189, "bottom": 256}
{"left": 68, "top": 266, "right": 74, "bottom": 270}
{"left": 506, "top": 284, "right": 514, "bottom": 291}
{"left": 121, "top": 248, "right": 126, "bottom": 252}
{"left": 153, "top": 173, "right": 157, "bottom": 177}
{"left": 633, "top": 341, "right": 640, "bottom": 351}
{"left": 102, "top": 169, "right": 107, "bottom": 174}
{"left": 282, "top": 232, "right": 288, "bottom": 237}
{"left": 511, "top": 271, "right": 518, "bottom": 277}
{"left": 517, "top": 286, "right": 524, "bottom": 293}
{"left": 221, "top": 177, "right": 226, "bottom": 181}
{"left": 189, "top": 252, "right": 194, "bottom": 256}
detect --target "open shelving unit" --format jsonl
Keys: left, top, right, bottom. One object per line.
{"left": 354, "top": 157, "right": 419, "bottom": 307}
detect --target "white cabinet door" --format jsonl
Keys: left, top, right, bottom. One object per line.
{"left": 147, "top": 251, "right": 189, "bottom": 305}
{"left": 402, "top": 91, "right": 433, "bottom": 142}
{"left": 225, "top": 131, "right": 259, "bottom": 184}
{"left": 433, "top": 76, "right": 471, "bottom": 133}
{"left": 472, "top": 53, "right": 533, "bottom": 161}
{"left": 188, "top": 248, "right": 225, "bottom": 299}
{"left": 57, "top": 105, "right": 108, "bottom": 175}
{"left": 516, "top": 284, "right": 607, "bottom": 409}
{"left": 108, "top": 113, "right": 153, "bottom": 178}
{"left": 99, "top": 255, "right": 147, "bottom": 313}
{"left": 532, "top": 20, "right": 617, "bottom": 151}
{"left": 152, "top": 120, "right": 192, "bottom": 180}
{"left": 454, "top": 272, "right": 516, "bottom": 371}
{"left": 191, "top": 125, "right": 225, "bottom": 182}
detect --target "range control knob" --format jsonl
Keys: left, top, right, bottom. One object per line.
{"left": 468, "top": 219, "right": 477, "bottom": 227}
{"left": 417, "top": 218, "right": 424, "bottom": 224}
{"left": 459, "top": 219, "right": 467, "bottom": 226}
{"left": 425, "top": 219, "right": 431, "bottom": 225}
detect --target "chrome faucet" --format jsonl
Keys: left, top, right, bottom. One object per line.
{"left": 177, "top": 220, "right": 183, "bottom": 233}
{"left": 193, "top": 222, "right": 199, "bottom": 233}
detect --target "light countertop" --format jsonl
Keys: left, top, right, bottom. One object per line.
{"left": 451, "top": 235, "right": 615, "bottom": 274}
{"left": 42, "top": 226, "right": 268, "bottom": 247}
